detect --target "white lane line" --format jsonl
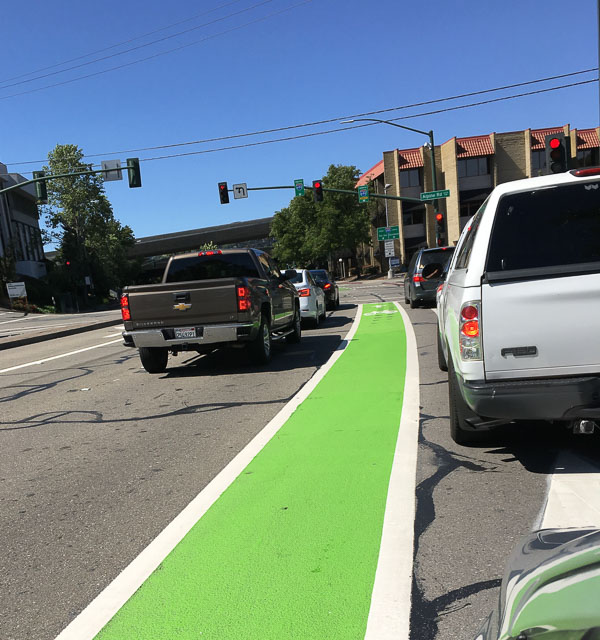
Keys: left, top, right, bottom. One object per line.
{"left": 54, "top": 306, "right": 364, "bottom": 640}
{"left": 364, "top": 301, "right": 420, "bottom": 640}
{"left": 540, "top": 451, "right": 600, "bottom": 529}
{"left": 0, "top": 339, "right": 123, "bottom": 374}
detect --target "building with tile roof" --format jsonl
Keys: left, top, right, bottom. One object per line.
{"left": 358, "top": 125, "right": 600, "bottom": 269}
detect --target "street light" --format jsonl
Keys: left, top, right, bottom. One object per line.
{"left": 384, "top": 183, "right": 393, "bottom": 280}
{"left": 341, "top": 117, "right": 441, "bottom": 245}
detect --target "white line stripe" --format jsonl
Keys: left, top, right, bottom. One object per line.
{"left": 364, "top": 301, "right": 420, "bottom": 640}
{"left": 54, "top": 306, "right": 364, "bottom": 640}
{"left": 0, "top": 339, "right": 123, "bottom": 374}
{"left": 541, "top": 451, "right": 600, "bottom": 529}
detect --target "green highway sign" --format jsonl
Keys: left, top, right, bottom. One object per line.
{"left": 420, "top": 189, "right": 450, "bottom": 201}
{"left": 294, "top": 179, "right": 305, "bottom": 196}
{"left": 357, "top": 185, "right": 369, "bottom": 203}
{"left": 377, "top": 225, "right": 400, "bottom": 241}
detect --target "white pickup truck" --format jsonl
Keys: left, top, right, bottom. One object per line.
{"left": 437, "top": 167, "right": 600, "bottom": 444}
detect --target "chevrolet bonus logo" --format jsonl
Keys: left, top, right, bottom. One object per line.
{"left": 173, "top": 303, "right": 192, "bottom": 312}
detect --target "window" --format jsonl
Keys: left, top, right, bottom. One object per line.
{"left": 165, "top": 253, "right": 260, "bottom": 282}
{"left": 402, "top": 209, "right": 424, "bottom": 226}
{"left": 531, "top": 150, "right": 546, "bottom": 175}
{"left": 399, "top": 168, "right": 421, "bottom": 188}
{"left": 577, "top": 148, "right": 599, "bottom": 168}
{"left": 454, "top": 198, "right": 488, "bottom": 269}
{"left": 458, "top": 156, "right": 489, "bottom": 178}
{"left": 486, "top": 184, "right": 600, "bottom": 275}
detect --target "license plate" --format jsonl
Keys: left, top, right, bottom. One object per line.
{"left": 174, "top": 327, "right": 196, "bottom": 339}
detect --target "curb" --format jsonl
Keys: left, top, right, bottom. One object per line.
{"left": 0, "top": 318, "right": 123, "bottom": 351}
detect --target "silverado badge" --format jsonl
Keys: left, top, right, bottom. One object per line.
{"left": 173, "top": 302, "right": 192, "bottom": 311}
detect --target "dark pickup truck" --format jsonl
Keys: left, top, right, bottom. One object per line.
{"left": 120, "top": 248, "right": 301, "bottom": 373}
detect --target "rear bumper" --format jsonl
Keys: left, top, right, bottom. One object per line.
{"left": 412, "top": 287, "right": 437, "bottom": 303}
{"left": 123, "top": 322, "right": 256, "bottom": 349}
{"left": 461, "top": 374, "right": 600, "bottom": 421}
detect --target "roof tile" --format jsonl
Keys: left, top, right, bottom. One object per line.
{"left": 530, "top": 127, "right": 563, "bottom": 150}
{"left": 356, "top": 160, "right": 384, "bottom": 186}
{"left": 577, "top": 129, "right": 599, "bottom": 149}
{"left": 398, "top": 148, "right": 423, "bottom": 170}
{"left": 456, "top": 135, "right": 494, "bottom": 158}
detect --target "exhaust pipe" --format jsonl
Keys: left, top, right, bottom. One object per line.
{"left": 572, "top": 419, "right": 598, "bottom": 435}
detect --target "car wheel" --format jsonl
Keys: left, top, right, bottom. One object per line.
{"left": 335, "top": 293, "right": 339, "bottom": 308}
{"left": 312, "top": 307, "right": 320, "bottom": 328}
{"left": 448, "top": 362, "right": 487, "bottom": 445}
{"left": 409, "top": 295, "right": 418, "bottom": 309}
{"left": 320, "top": 300, "right": 326, "bottom": 320}
{"left": 139, "top": 347, "right": 168, "bottom": 374}
{"left": 437, "top": 324, "right": 448, "bottom": 372}
{"left": 248, "top": 314, "right": 272, "bottom": 364}
{"left": 286, "top": 306, "right": 301, "bottom": 344}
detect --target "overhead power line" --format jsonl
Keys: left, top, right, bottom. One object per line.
{"left": 0, "top": 0, "right": 312, "bottom": 101}
{"left": 0, "top": 0, "right": 246, "bottom": 85}
{"left": 0, "top": 0, "right": 275, "bottom": 90}
{"left": 6, "top": 69, "right": 598, "bottom": 167}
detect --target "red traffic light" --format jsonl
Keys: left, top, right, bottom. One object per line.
{"left": 66, "top": 261, "right": 71, "bottom": 266}
{"left": 549, "top": 137, "right": 561, "bottom": 149}
{"left": 218, "top": 181, "right": 230, "bottom": 204}
{"left": 435, "top": 213, "right": 443, "bottom": 222}
{"left": 314, "top": 181, "right": 321, "bottom": 189}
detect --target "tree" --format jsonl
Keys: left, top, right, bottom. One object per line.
{"left": 0, "top": 242, "right": 17, "bottom": 304}
{"left": 41, "top": 144, "right": 137, "bottom": 298}
{"left": 270, "top": 164, "right": 371, "bottom": 268}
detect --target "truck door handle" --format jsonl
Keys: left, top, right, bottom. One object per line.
{"left": 173, "top": 292, "right": 190, "bottom": 303}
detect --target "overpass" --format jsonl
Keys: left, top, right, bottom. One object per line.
{"left": 128, "top": 216, "right": 274, "bottom": 258}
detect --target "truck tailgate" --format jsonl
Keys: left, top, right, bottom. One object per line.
{"left": 128, "top": 279, "right": 240, "bottom": 328}
{"left": 482, "top": 273, "right": 600, "bottom": 380}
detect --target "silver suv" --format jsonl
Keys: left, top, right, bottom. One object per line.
{"left": 437, "top": 168, "right": 600, "bottom": 444}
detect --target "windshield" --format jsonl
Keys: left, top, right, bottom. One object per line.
{"left": 486, "top": 183, "right": 600, "bottom": 274}
{"left": 165, "top": 253, "right": 259, "bottom": 283}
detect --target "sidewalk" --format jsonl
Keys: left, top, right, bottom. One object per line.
{"left": 0, "top": 309, "right": 123, "bottom": 350}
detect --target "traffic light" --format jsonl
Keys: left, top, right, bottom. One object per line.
{"left": 312, "top": 180, "right": 324, "bottom": 202}
{"left": 33, "top": 171, "right": 47, "bottom": 204}
{"left": 435, "top": 212, "right": 445, "bottom": 246}
{"left": 218, "top": 182, "right": 230, "bottom": 204}
{"left": 544, "top": 133, "right": 569, "bottom": 174}
{"left": 126, "top": 158, "right": 142, "bottom": 188}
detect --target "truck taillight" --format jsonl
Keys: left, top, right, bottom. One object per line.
{"left": 297, "top": 288, "right": 310, "bottom": 297}
{"left": 459, "top": 301, "right": 481, "bottom": 360}
{"left": 198, "top": 250, "right": 222, "bottom": 256}
{"left": 120, "top": 294, "right": 131, "bottom": 321}
{"left": 237, "top": 285, "right": 251, "bottom": 311}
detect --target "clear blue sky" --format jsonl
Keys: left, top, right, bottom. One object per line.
{"left": 2, "top": 0, "right": 599, "bottom": 245}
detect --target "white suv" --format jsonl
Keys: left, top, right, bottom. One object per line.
{"left": 437, "top": 168, "right": 600, "bottom": 444}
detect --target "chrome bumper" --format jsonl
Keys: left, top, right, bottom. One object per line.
{"left": 123, "top": 323, "right": 253, "bottom": 348}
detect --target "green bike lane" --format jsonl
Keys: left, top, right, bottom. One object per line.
{"left": 57, "top": 302, "right": 419, "bottom": 640}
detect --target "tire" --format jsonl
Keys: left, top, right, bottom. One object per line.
{"left": 248, "top": 313, "right": 272, "bottom": 364}
{"left": 437, "top": 324, "right": 448, "bottom": 372}
{"left": 312, "top": 308, "right": 320, "bottom": 328}
{"left": 320, "top": 300, "right": 326, "bottom": 320}
{"left": 409, "top": 296, "right": 418, "bottom": 309}
{"left": 139, "top": 347, "right": 168, "bottom": 374}
{"left": 335, "top": 293, "right": 339, "bottom": 308}
{"left": 286, "top": 306, "right": 301, "bottom": 344}
{"left": 448, "top": 362, "right": 486, "bottom": 445}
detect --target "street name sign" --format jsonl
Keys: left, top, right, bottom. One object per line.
{"left": 420, "top": 189, "right": 450, "bottom": 201}
{"left": 377, "top": 225, "right": 400, "bottom": 241}
{"left": 294, "top": 179, "right": 305, "bottom": 196}
{"left": 233, "top": 183, "right": 248, "bottom": 199}
{"left": 101, "top": 160, "right": 123, "bottom": 181}
{"left": 6, "top": 281, "right": 26, "bottom": 298}
{"left": 358, "top": 185, "right": 369, "bottom": 203}
{"left": 384, "top": 240, "right": 395, "bottom": 257}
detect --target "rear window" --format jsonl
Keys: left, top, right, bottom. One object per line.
{"left": 288, "top": 271, "right": 304, "bottom": 284}
{"left": 486, "top": 183, "right": 600, "bottom": 275}
{"left": 165, "top": 253, "right": 259, "bottom": 283}
{"left": 310, "top": 270, "right": 328, "bottom": 281}
{"left": 417, "top": 248, "right": 455, "bottom": 270}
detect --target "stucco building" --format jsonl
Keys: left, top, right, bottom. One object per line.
{"left": 357, "top": 125, "right": 600, "bottom": 269}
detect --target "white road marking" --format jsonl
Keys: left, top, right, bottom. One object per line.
{"left": 54, "top": 307, "right": 364, "bottom": 640}
{"left": 364, "top": 301, "right": 419, "bottom": 640}
{"left": 0, "top": 339, "right": 123, "bottom": 374}
{"left": 540, "top": 451, "right": 600, "bottom": 529}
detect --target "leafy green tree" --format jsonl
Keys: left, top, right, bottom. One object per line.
{"left": 270, "top": 164, "right": 370, "bottom": 267}
{"left": 199, "top": 241, "right": 219, "bottom": 252}
{"left": 41, "top": 144, "right": 138, "bottom": 297}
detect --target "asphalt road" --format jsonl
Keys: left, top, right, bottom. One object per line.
{"left": 2, "top": 280, "right": 600, "bottom": 640}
